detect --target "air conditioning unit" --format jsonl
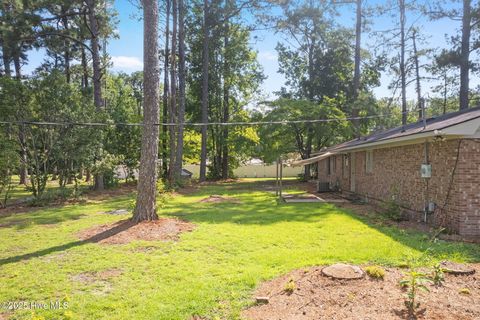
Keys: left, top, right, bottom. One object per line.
{"left": 317, "top": 181, "right": 330, "bottom": 193}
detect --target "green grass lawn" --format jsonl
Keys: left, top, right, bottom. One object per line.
{"left": 0, "top": 180, "right": 478, "bottom": 320}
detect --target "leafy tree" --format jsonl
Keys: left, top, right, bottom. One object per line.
{"left": 186, "top": 1, "right": 264, "bottom": 180}
{"left": 104, "top": 74, "right": 142, "bottom": 182}
{"left": 258, "top": 98, "right": 348, "bottom": 177}
{"left": 23, "top": 72, "right": 98, "bottom": 199}
{"left": 427, "top": 0, "right": 480, "bottom": 110}
{"left": 0, "top": 133, "right": 18, "bottom": 208}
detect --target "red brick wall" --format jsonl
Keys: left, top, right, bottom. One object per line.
{"left": 317, "top": 138, "right": 480, "bottom": 237}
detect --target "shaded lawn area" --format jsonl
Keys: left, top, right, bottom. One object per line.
{"left": 0, "top": 180, "right": 478, "bottom": 320}
{"left": 5, "top": 176, "right": 93, "bottom": 205}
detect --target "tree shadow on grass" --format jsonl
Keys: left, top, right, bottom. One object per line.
{"left": 0, "top": 220, "right": 134, "bottom": 266}
{"left": 169, "top": 180, "right": 480, "bottom": 263}
{"left": 168, "top": 192, "right": 480, "bottom": 262}
{"left": 0, "top": 195, "right": 133, "bottom": 230}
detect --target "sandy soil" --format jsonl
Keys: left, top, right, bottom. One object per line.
{"left": 77, "top": 218, "right": 195, "bottom": 245}
{"left": 242, "top": 264, "right": 480, "bottom": 320}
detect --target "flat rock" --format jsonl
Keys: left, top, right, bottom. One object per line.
{"left": 321, "top": 264, "right": 365, "bottom": 280}
{"left": 441, "top": 261, "right": 476, "bottom": 275}
{"left": 103, "top": 209, "right": 130, "bottom": 215}
{"left": 255, "top": 296, "right": 269, "bottom": 305}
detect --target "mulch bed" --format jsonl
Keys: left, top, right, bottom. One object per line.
{"left": 77, "top": 218, "right": 195, "bottom": 245}
{"left": 199, "top": 195, "right": 241, "bottom": 204}
{"left": 242, "top": 264, "right": 480, "bottom": 320}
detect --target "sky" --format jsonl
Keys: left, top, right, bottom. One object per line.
{"left": 23, "top": 0, "right": 467, "bottom": 103}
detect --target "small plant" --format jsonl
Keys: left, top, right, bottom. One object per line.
{"left": 399, "top": 271, "right": 432, "bottom": 316}
{"left": 431, "top": 263, "right": 445, "bottom": 286}
{"left": 382, "top": 186, "right": 403, "bottom": 221}
{"left": 383, "top": 198, "right": 402, "bottom": 221}
{"left": 459, "top": 288, "right": 470, "bottom": 295}
{"left": 284, "top": 278, "right": 296, "bottom": 294}
{"left": 365, "top": 265, "right": 385, "bottom": 279}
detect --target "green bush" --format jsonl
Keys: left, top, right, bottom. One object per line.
{"left": 27, "top": 187, "right": 75, "bottom": 207}
{"left": 92, "top": 153, "right": 122, "bottom": 189}
{"left": 382, "top": 198, "right": 403, "bottom": 221}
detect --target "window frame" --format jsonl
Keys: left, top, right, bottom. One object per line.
{"left": 365, "top": 150, "right": 374, "bottom": 174}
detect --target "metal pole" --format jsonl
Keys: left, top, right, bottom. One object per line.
{"left": 279, "top": 158, "right": 283, "bottom": 199}
{"left": 275, "top": 158, "right": 279, "bottom": 196}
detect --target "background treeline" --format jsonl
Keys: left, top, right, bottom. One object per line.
{"left": 1, "top": 0, "right": 479, "bottom": 205}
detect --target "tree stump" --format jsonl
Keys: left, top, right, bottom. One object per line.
{"left": 440, "top": 261, "right": 476, "bottom": 275}
{"left": 321, "top": 264, "right": 365, "bottom": 280}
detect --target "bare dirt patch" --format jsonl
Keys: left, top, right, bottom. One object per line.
{"left": 199, "top": 195, "right": 241, "bottom": 204}
{"left": 243, "top": 264, "right": 480, "bottom": 320}
{"left": 77, "top": 218, "right": 195, "bottom": 245}
{"left": 70, "top": 268, "right": 123, "bottom": 296}
{"left": 71, "top": 268, "right": 123, "bottom": 284}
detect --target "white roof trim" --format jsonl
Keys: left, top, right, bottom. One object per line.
{"left": 291, "top": 152, "right": 336, "bottom": 167}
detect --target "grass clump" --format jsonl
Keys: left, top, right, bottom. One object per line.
{"left": 284, "top": 278, "right": 296, "bottom": 294}
{"left": 365, "top": 265, "right": 385, "bottom": 279}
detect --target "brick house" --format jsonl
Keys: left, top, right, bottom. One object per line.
{"left": 298, "top": 107, "right": 480, "bottom": 239}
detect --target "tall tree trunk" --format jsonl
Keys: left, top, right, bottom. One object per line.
{"left": 412, "top": 29, "right": 423, "bottom": 120}
{"left": 168, "top": 0, "right": 178, "bottom": 183}
{"left": 133, "top": 0, "right": 160, "bottom": 222}
{"left": 86, "top": 0, "right": 105, "bottom": 190}
{"left": 81, "top": 46, "right": 89, "bottom": 89}
{"left": 304, "top": 20, "right": 316, "bottom": 178}
{"left": 87, "top": 0, "right": 103, "bottom": 109}
{"left": 162, "top": 0, "right": 171, "bottom": 179}
{"left": 61, "top": 7, "right": 71, "bottom": 83}
{"left": 1, "top": 42, "right": 11, "bottom": 77}
{"left": 199, "top": 0, "right": 209, "bottom": 182}
{"left": 399, "top": 0, "right": 407, "bottom": 127}
{"left": 174, "top": 0, "right": 186, "bottom": 180}
{"left": 460, "top": 0, "right": 471, "bottom": 110}
{"left": 12, "top": 50, "right": 28, "bottom": 185}
{"left": 352, "top": 0, "right": 362, "bottom": 138}
{"left": 443, "top": 74, "right": 447, "bottom": 114}
{"left": 13, "top": 51, "right": 21, "bottom": 80}
{"left": 221, "top": 13, "right": 230, "bottom": 180}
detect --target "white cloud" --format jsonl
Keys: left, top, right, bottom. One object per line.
{"left": 111, "top": 56, "right": 143, "bottom": 71}
{"left": 258, "top": 51, "right": 278, "bottom": 62}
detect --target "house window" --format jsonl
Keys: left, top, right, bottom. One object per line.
{"left": 329, "top": 156, "right": 336, "bottom": 174}
{"left": 327, "top": 158, "right": 331, "bottom": 175}
{"left": 366, "top": 150, "right": 374, "bottom": 173}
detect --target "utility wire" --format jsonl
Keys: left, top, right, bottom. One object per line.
{"left": 0, "top": 108, "right": 425, "bottom": 128}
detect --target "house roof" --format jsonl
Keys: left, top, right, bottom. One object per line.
{"left": 313, "top": 106, "right": 480, "bottom": 155}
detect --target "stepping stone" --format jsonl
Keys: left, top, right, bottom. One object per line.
{"left": 103, "top": 209, "right": 129, "bottom": 215}
{"left": 321, "top": 263, "right": 365, "bottom": 280}
{"left": 440, "top": 261, "right": 476, "bottom": 275}
{"left": 255, "top": 296, "right": 269, "bottom": 305}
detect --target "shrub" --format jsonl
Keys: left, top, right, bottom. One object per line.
{"left": 382, "top": 198, "right": 403, "bottom": 221}
{"left": 365, "top": 266, "right": 385, "bottom": 279}
{"left": 91, "top": 153, "right": 122, "bottom": 189}
{"left": 27, "top": 187, "right": 76, "bottom": 207}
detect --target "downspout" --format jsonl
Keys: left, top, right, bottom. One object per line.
{"left": 424, "top": 140, "right": 429, "bottom": 223}
{"left": 422, "top": 99, "right": 429, "bottom": 224}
